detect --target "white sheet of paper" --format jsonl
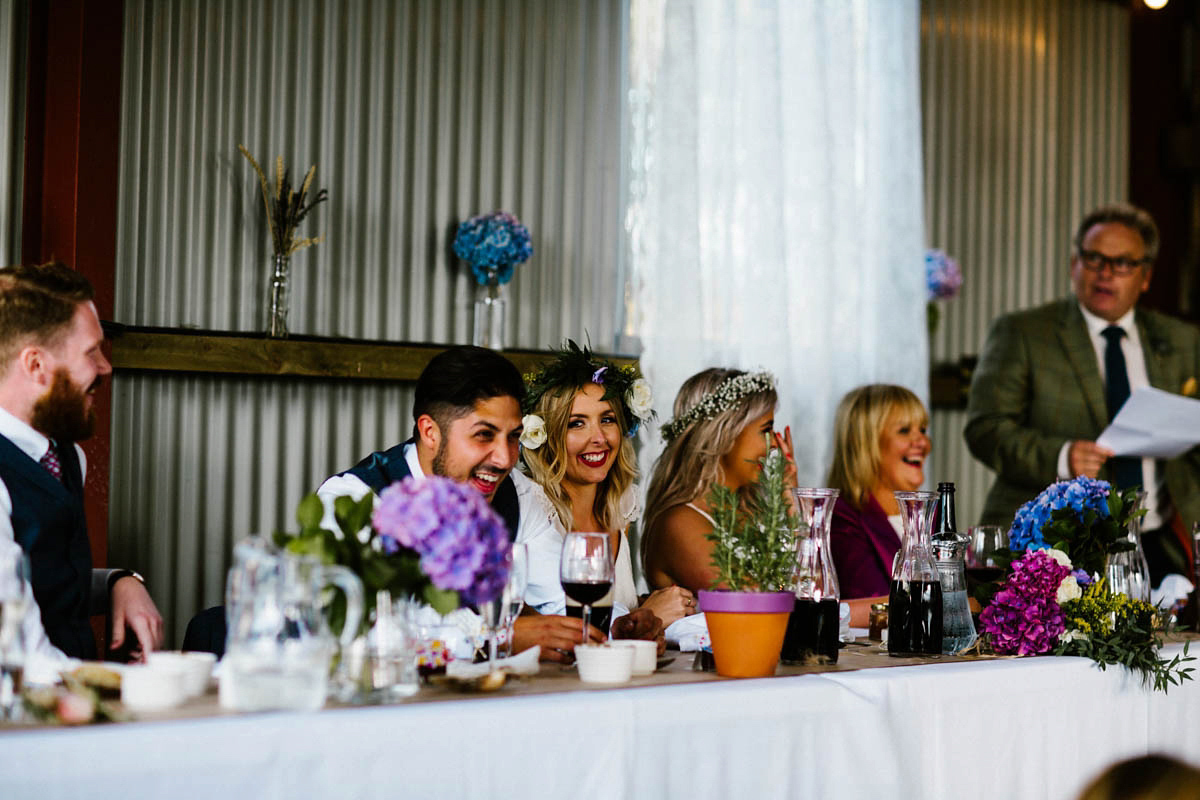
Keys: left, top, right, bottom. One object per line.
{"left": 1095, "top": 386, "right": 1200, "bottom": 458}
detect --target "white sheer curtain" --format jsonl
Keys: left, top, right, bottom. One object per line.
{"left": 627, "top": 0, "right": 927, "bottom": 485}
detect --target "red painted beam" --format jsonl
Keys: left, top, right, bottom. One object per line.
{"left": 21, "top": 0, "right": 124, "bottom": 572}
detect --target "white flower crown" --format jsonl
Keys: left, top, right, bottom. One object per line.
{"left": 659, "top": 371, "right": 776, "bottom": 442}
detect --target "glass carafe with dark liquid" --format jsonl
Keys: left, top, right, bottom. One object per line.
{"left": 782, "top": 488, "right": 841, "bottom": 665}
{"left": 888, "top": 491, "right": 943, "bottom": 656}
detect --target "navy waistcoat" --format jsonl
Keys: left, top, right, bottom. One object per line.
{"left": 341, "top": 440, "right": 521, "bottom": 541}
{"left": 0, "top": 435, "right": 95, "bottom": 659}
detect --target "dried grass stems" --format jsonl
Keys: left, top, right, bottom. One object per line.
{"left": 238, "top": 145, "right": 329, "bottom": 257}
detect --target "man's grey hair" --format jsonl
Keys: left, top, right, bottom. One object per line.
{"left": 1073, "top": 203, "right": 1159, "bottom": 263}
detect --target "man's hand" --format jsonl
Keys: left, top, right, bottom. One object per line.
{"left": 1068, "top": 440, "right": 1114, "bottom": 479}
{"left": 611, "top": 607, "right": 666, "bottom": 655}
{"left": 512, "top": 614, "right": 605, "bottom": 663}
{"left": 109, "top": 577, "right": 163, "bottom": 661}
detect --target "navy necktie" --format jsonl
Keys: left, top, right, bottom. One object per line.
{"left": 1101, "top": 325, "right": 1142, "bottom": 491}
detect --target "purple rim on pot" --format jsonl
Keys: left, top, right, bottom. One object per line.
{"left": 697, "top": 590, "right": 794, "bottom": 614}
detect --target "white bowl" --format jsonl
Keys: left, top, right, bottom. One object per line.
{"left": 608, "top": 639, "right": 657, "bottom": 676}
{"left": 574, "top": 644, "right": 634, "bottom": 684}
{"left": 121, "top": 663, "right": 187, "bottom": 711}
{"left": 148, "top": 651, "right": 217, "bottom": 697}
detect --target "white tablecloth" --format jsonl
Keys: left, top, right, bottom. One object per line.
{"left": 2, "top": 643, "right": 1197, "bottom": 800}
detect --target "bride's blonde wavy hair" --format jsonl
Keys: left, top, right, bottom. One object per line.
{"left": 641, "top": 368, "right": 777, "bottom": 561}
{"left": 522, "top": 384, "right": 638, "bottom": 533}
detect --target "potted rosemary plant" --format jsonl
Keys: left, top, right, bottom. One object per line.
{"left": 699, "top": 446, "right": 799, "bottom": 678}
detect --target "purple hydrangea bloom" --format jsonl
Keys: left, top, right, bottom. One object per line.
{"left": 452, "top": 211, "right": 534, "bottom": 285}
{"left": 1071, "top": 568, "right": 1093, "bottom": 587}
{"left": 372, "top": 476, "right": 511, "bottom": 605}
{"left": 979, "top": 550, "right": 1070, "bottom": 655}
{"left": 925, "top": 249, "right": 963, "bottom": 301}
{"left": 1008, "top": 476, "right": 1111, "bottom": 552}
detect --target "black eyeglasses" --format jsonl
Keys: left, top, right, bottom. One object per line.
{"left": 1077, "top": 249, "right": 1150, "bottom": 276}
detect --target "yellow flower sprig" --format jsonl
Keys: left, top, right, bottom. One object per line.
{"left": 238, "top": 145, "right": 328, "bottom": 257}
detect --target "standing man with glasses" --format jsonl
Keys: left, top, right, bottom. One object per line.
{"left": 965, "top": 204, "right": 1200, "bottom": 586}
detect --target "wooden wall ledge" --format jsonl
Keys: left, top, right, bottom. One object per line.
{"left": 104, "top": 324, "right": 637, "bottom": 382}
{"left": 105, "top": 324, "right": 974, "bottom": 408}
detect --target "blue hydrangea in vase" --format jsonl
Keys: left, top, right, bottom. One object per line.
{"left": 925, "top": 249, "right": 962, "bottom": 335}
{"left": 453, "top": 211, "right": 533, "bottom": 349}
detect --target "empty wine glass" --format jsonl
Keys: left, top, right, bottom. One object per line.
{"left": 477, "top": 546, "right": 516, "bottom": 666}
{"left": 559, "top": 532, "right": 613, "bottom": 646}
{"left": 498, "top": 543, "right": 529, "bottom": 658}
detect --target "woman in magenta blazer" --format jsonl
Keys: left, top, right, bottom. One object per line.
{"left": 827, "top": 385, "right": 932, "bottom": 605}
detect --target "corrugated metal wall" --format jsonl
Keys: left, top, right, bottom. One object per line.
{"left": 921, "top": 0, "right": 1129, "bottom": 527}
{"left": 0, "top": 0, "right": 23, "bottom": 263}
{"left": 110, "top": 0, "right": 627, "bottom": 644}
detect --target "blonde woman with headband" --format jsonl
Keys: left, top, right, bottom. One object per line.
{"left": 642, "top": 368, "right": 796, "bottom": 592}
{"left": 521, "top": 343, "right": 694, "bottom": 636}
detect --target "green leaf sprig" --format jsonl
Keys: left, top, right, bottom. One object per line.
{"left": 705, "top": 447, "right": 798, "bottom": 592}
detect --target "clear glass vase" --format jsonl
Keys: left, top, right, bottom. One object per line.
{"left": 472, "top": 272, "right": 507, "bottom": 349}
{"left": 1106, "top": 490, "right": 1151, "bottom": 603}
{"left": 888, "top": 491, "right": 943, "bottom": 656}
{"left": 267, "top": 253, "right": 290, "bottom": 338}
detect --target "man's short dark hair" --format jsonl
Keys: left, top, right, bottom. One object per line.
{"left": 0, "top": 262, "right": 95, "bottom": 367}
{"left": 412, "top": 346, "right": 526, "bottom": 435}
{"left": 1073, "top": 203, "right": 1160, "bottom": 263}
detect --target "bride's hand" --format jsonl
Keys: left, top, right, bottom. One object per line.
{"left": 774, "top": 426, "right": 797, "bottom": 490}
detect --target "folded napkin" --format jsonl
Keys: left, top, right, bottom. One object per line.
{"left": 664, "top": 612, "right": 709, "bottom": 651}
{"left": 445, "top": 646, "right": 541, "bottom": 679}
{"left": 1152, "top": 574, "right": 1194, "bottom": 609}
{"left": 838, "top": 602, "right": 854, "bottom": 643}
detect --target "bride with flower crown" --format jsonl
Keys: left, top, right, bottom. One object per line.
{"left": 521, "top": 343, "right": 696, "bottom": 633}
{"left": 642, "top": 368, "right": 796, "bottom": 591}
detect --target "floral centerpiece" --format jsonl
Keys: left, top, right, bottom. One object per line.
{"left": 925, "top": 248, "right": 962, "bottom": 334}
{"left": 238, "top": 145, "right": 329, "bottom": 338}
{"left": 700, "top": 447, "right": 798, "bottom": 678}
{"left": 278, "top": 476, "right": 511, "bottom": 633}
{"left": 977, "top": 477, "right": 1193, "bottom": 692}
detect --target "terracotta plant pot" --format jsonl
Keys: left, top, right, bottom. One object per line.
{"left": 697, "top": 590, "right": 794, "bottom": 678}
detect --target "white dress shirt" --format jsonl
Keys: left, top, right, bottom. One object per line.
{"left": 1056, "top": 304, "right": 1168, "bottom": 530}
{"left": 0, "top": 406, "right": 75, "bottom": 665}
{"left": 317, "top": 443, "right": 567, "bottom": 614}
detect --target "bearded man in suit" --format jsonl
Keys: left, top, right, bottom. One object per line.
{"left": 965, "top": 204, "right": 1200, "bottom": 585}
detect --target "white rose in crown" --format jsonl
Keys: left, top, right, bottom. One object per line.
{"left": 626, "top": 378, "right": 653, "bottom": 421}
{"left": 520, "top": 414, "right": 547, "bottom": 450}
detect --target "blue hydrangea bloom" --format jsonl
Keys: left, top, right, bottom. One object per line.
{"left": 1008, "top": 476, "right": 1111, "bottom": 552}
{"left": 452, "top": 211, "right": 533, "bottom": 285}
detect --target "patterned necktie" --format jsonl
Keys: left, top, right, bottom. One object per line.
{"left": 39, "top": 444, "right": 63, "bottom": 482}
{"left": 1101, "top": 325, "right": 1143, "bottom": 491}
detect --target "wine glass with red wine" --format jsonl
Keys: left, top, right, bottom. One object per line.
{"left": 559, "top": 532, "right": 613, "bottom": 646}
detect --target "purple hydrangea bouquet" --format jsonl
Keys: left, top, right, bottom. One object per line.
{"left": 281, "top": 477, "right": 511, "bottom": 630}
{"left": 453, "top": 211, "right": 534, "bottom": 285}
{"left": 976, "top": 477, "right": 1192, "bottom": 691}
{"left": 925, "top": 249, "right": 962, "bottom": 334}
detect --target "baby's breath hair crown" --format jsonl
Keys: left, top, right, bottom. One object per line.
{"left": 660, "top": 371, "right": 776, "bottom": 442}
